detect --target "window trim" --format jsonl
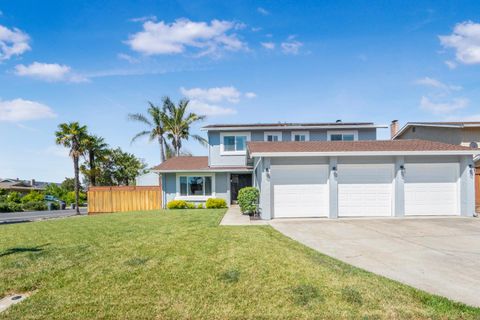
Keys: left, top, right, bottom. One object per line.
{"left": 264, "top": 131, "right": 282, "bottom": 142}
{"left": 175, "top": 173, "right": 215, "bottom": 200}
{"left": 220, "top": 132, "right": 251, "bottom": 155}
{"left": 291, "top": 131, "right": 310, "bottom": 142}
{"left": 327, "top": 130, "right": 358, "bottom": 141}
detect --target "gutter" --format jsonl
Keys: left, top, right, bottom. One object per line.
{"left": 249, "top": 150, "right": 480, "bottom": 157}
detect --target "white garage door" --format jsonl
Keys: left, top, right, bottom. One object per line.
{"left": 404, "top": 163, "right": 459, "bottom": 216}
{"left": 272, "top": 165, "right": 329, "bottom": 218}
{"left": 338, "top": 164, "right": 394, "bottom": 217}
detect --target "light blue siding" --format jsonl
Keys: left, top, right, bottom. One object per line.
{"left": 162, "top": 172, "right": 230, "bottom": 207}
{"left": 209, "top": 128, "right": 378, "bottom": 167}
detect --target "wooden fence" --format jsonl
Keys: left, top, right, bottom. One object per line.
{"left": 476, "top": 171, "right": 480, "bottom": 213}
{"left": 88, "top": 186, "right": 162, "bottom": 214}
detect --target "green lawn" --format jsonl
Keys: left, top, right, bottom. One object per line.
{"left": 0, "top": 210, "right": 478, "bottom": 319}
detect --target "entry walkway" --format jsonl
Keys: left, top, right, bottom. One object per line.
{"left": 220, "top": 205, "right": 268, "bottom": 226}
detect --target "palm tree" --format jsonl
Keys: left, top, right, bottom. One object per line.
{"left": 162, "top": 97, "right": 207, "bottom": 156}
{"left": 83, "top": 135, "right": 108, "bottom": 186}
{"left": 55, "top": 122, "right": 88, "bottom": 214}
{"left": 128, "top": 102, "right": 169, "bottom": 163}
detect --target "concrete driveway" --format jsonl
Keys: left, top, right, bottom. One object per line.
{"left": 270, "top": 217, "right": 480, "bottom": 307}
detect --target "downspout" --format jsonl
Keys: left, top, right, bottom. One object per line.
{"left": 253, "top": 157, "right": 262, "bottom": 188}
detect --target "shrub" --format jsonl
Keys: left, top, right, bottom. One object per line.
{"left": 64, "top": 191, "right": 87, "bottom": 206}
{"left": 6, "top": 191, "right": 21, "bottom": 203}
{"left": 49, "top": 202, "right": 60, "bottom": 210}
{"left": 186, "top": 202, "right": 196, "bottom": 209}
{"left": 237, "top": 187, "right": 260, "bottom": 214}
{"left": 0, "top": 202, "right": 23, "bottom": 213}
{"left": 196, "top": 203, "right": 204, "bottom": 209}
{"left": 205, "top": 198, "right": 227, "bottom": 209}
{"left": 21, "top": 191, "right": 45, "bottom": 204}
{"left": 167, "top": 200, "right": 188, "bottom": 209}
{"left": 22, "top": 201, "right": 48, "bottom": 211}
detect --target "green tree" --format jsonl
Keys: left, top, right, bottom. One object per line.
{"left": 95, "top": 148, "right": 147, "bottom": 186}
{"left": 81, "top": 135, "right": 108, "bottom": 186}
{"left": 128, "top": 102, "right": 169, "bottom": 163}
{"left": 162, "top": 97, "right": 207, "bottom": 157}
{"left": 55, "top": 122, "right": 88, "bottom": 214}
{"left": 61, "top": 178, "right": 76, "bottom": 192}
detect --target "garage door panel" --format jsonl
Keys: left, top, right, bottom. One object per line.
{"left": 272, "top": 165, "right": 329, "bottom": 218}
{"left": 338, "top": 164, "right": 393, "bottom": 217}
{"left": 404, "top": 163, "right": 459, "bottom": 216}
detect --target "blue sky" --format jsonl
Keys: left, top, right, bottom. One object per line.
{"left": 1, "top": 0, "right": 479, "bottom": 182}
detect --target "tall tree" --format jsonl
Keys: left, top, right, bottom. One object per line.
{"left": 82, "top": 135, "right": 108, "bottom": 186}
{"left": 95, "top": 148, "right": 147, "bottom": 186}
{"left": 55, "top": 122, "right": 88, "bottom": 214}
{"left": 128, "top": 102, "right": 169, "bottom": 163}
{"left": 162, "top": 97, "right": 207, "bottom": 156}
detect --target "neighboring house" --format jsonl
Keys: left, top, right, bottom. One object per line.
{"left": 135, "top": 171, "right": 161, "bottom": 186}
{"left": 0, "top": 178, "right": 49, "bottom": 194}
{"left": 391, "top": 120, "right": 480, "bottom": 159}
{"left": 153, "top": 121, "right": 479, "bottom": 219}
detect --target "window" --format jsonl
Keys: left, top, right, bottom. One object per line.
{"left": 220, "top": 132, "right": 250, "bottom": 154}
{"left": 179, "top": 176, "right": 212, "bottom": 196}
{"left": 291, "top": 131, "right": 309, "bottom": 141}
{"left": 264, "top": 132, "right": 282, "bottom": 142}
{"left": 327, "top": 130, "right": 358, "bottom": 141}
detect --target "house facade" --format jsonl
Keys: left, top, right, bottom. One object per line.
{"left": 153, "top": 121, "right": 479, "bottom": 219}
{"left": 391, "top": 121, "right": 480, "bottom": 150}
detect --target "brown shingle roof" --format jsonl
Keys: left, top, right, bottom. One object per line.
{"left": 152, "top": 156, "right": 252, "bottom": 172}
{"left": 408, "top": 121, "right": 480, "bottom": 126}
{"left": 247, "top": 139, "right": 476, "bottom": 154}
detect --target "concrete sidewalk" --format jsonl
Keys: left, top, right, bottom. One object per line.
{"left": 220, "top": 205, "right": 268, "bottom": 226}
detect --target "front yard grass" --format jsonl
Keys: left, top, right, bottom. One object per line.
{"left": 0, "top": 209, "right": 478, "bottom": 319}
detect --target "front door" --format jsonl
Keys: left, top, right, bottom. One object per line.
{"left": 230, "top": 174, "right": 252, "bottom": 204}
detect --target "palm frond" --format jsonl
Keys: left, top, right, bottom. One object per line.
{"left": 128, "top": 113, "right": 152, "bottom": 127}
{"left": 130, "top": 130, "right": 151, "bottom": 144}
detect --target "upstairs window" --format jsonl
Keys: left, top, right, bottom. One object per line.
{"left": 327, "top": 130, "right": 358, "bottom": 141}
{"left": 292, "top": 131, "right": 309, "bottom": 141}
{"left": 221, "top": 132, "right": 250, "bottom": 154}
{"left": 264, "top": 132, "right": 282, "bottom": 142}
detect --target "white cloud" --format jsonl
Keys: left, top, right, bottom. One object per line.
{"left": 439, "top": 21, "right": 480, "bottom": 64}
{"left": 0, "top": 24, "right": 30, "bottom": 61}
{"left": 125, "top": 18, "right": 247, "bottom": 57}
{"left": 14, "top": 62, "right": 88, "bottom": 82}
{"left": 261, "top": 42, "right": 275, "bottom": 50}
{"left": 188, "top": 100, "right": 236, "bottom": 116}
{"left": 180, "top": 86, "right": 255, "bottom": 116}
{"left": 117, "top": 53, "right": 139, "bottom": 63}
{"left": 0, "top": 98, "right": 57, "bottom": 122}
{"left": 257, "top": 7, "right": 270, "bottom": 16}
{"left": 414, "top": 77, "right": 462, "bottom": 91}
{"left": 129, "top": 15, "right": 157, "bottom": 23}
{"left": 281, "top": 36, "right": 303, "bottom": 55}
{"left": 180, "top": 86, "right": 241, "bottom": 103}
{"left": 444, "top": 60, "right": 457, "bottom": 69}
{"left": 420, "top": 96, "right": 468, "bottom": 115}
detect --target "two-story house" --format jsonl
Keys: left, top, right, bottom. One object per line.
{"left": 153, "top": 121, "right": 478, "bottom": 219}
{"left": 390, "top": 120, "right": 480, "bottom": 163}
